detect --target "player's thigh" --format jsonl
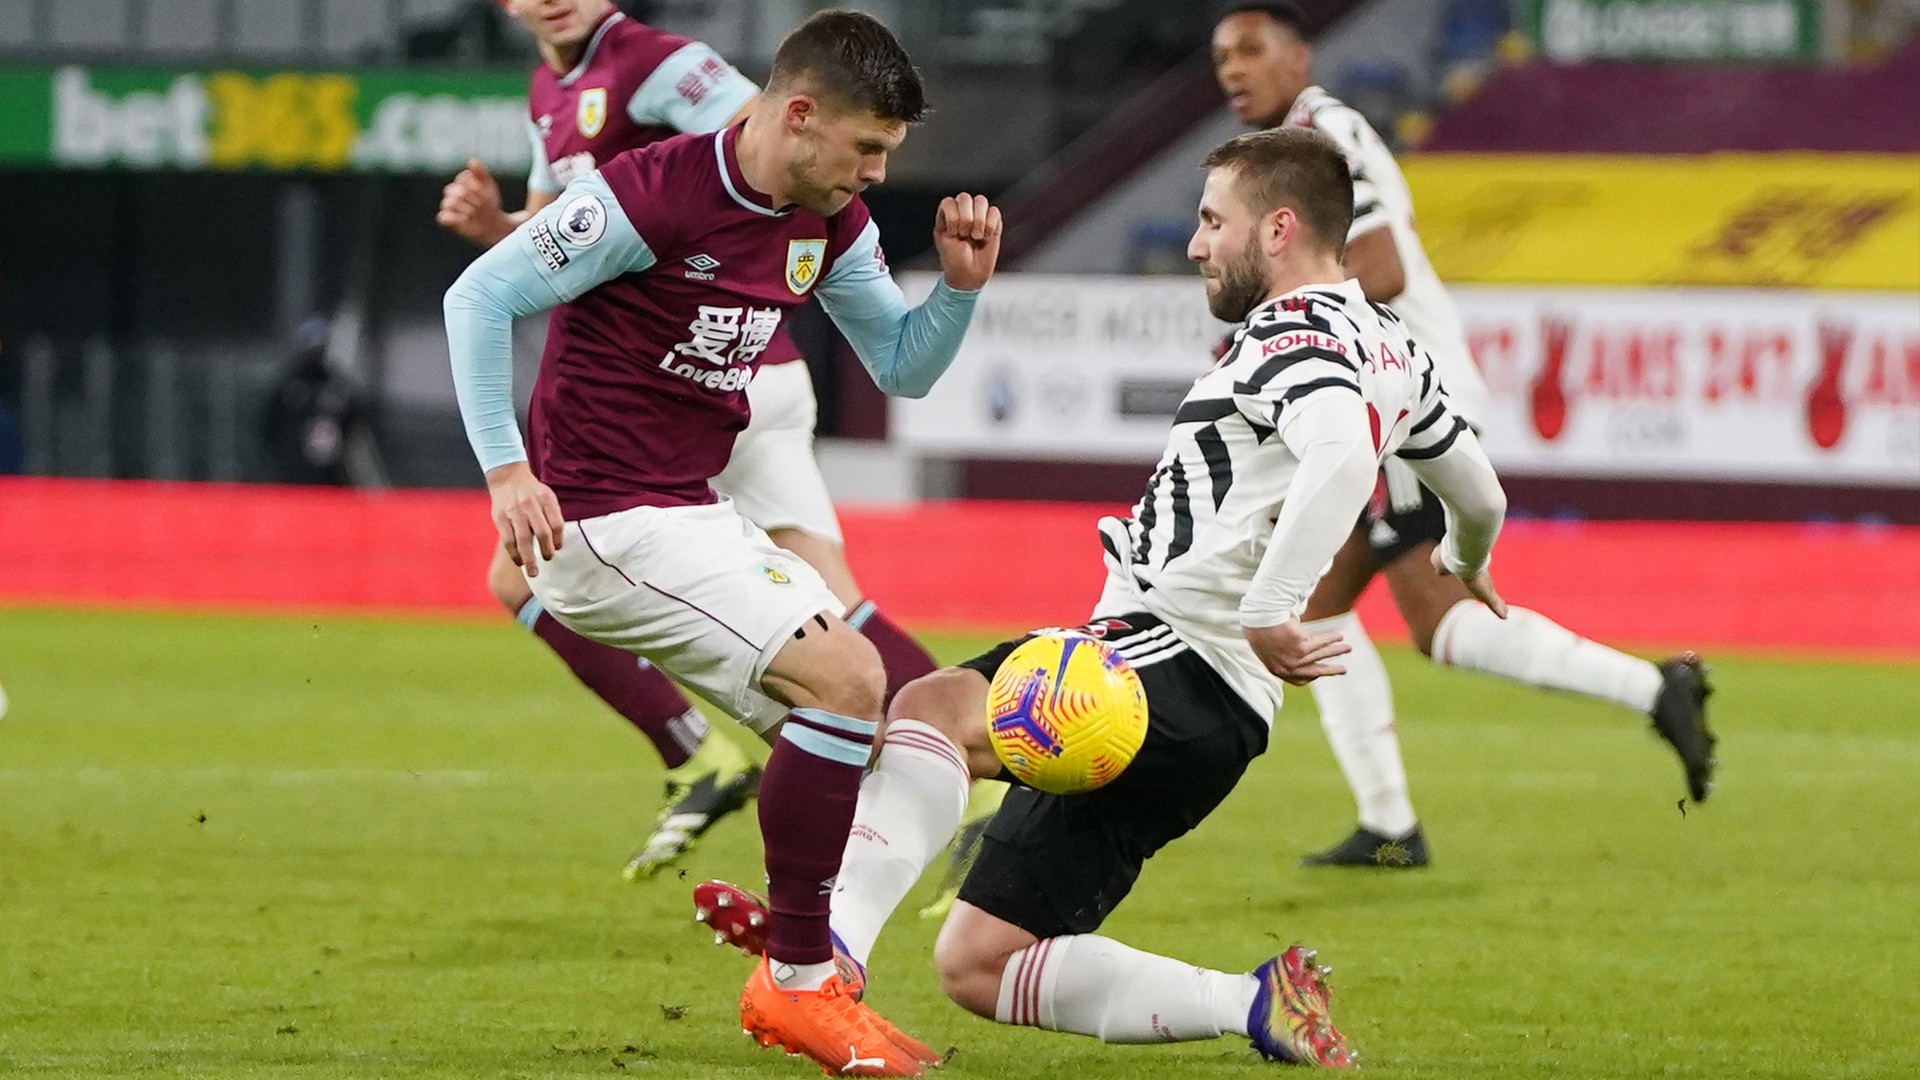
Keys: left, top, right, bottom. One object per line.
{"left": 485, "top": 541, "right": 532, "bottom": 614}
{"left": 953, "top": 646, "right": 1267, "bottom": 940}
{"left": 760, "top": 611, "right": 886, "bottom": 722}
{"left": 933, "top": 900, "right": 1040, "bottom": 1018}
{"left": 527, "top": 501, "right": 844, "bottom": 733}
{"left": 1302, "top": 523, "right": 1377, "bottom": 620}
{"left": 1379, "top": 540, "right": 1473, "bottom": 657}
{"left": 715, "top": 361, "right": 846, "bottom": 547}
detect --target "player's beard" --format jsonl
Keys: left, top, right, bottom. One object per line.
{"left": 784, "top": 149, "right": 856, "bottom": 217}
{"left": 1205, "top": 231, "right": 1270, "bottom": 323}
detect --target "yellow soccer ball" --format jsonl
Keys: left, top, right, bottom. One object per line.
{"left": 986, "top": 631, "right": 1149, "bottom": 794}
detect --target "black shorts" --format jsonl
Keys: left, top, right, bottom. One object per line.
{"left": 1362, "top": 475, "right": 1447, "bottom": 568}
{"left": 953, "top": 614, "right": 1269, "bottom": 939}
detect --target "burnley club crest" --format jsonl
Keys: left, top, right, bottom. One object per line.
{"left": 785, "top": 239, "right": 826, "bottom": 295}
{"left": 577, "top": 88, "right": 607, "bottom": 138}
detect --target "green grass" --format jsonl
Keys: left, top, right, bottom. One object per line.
{"left": 0, "top": 606, "right": 1915, "bottom": 1079}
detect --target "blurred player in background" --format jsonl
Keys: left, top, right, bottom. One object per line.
{"left": 444, "top": 10, "right": 1002, "bottom": 1073}
{"left": 1211, "top": 2, "right": 1716, "bottom": 868}
{"left": 698, "top": 128, "right": 1513, "bottom": 1069}
{"left": 437, "top": 0, "right": 951, "bottom": 881}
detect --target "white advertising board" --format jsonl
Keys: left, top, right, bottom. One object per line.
{"left": 1459, "top": 285, "right": 1920, "bottom": 485}
{"left": 892, "top": 274, "right": 1920, "bottom": 486}
{"left": 892, "top": 273, "right": 1233, "bottom": 463}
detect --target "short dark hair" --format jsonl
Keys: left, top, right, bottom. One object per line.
{"left": 1221, "top": 2, "right": 1311, "bottom": 41}
{"left": 1203, "top": 128, "right": 1353, "bottom": 257}
{"left": 767, "top": 9, "right": 927, "bottom": 123}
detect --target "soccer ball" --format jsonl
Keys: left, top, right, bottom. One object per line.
{"left": 986, "top": 632, "right": 1149, "bottom": 794}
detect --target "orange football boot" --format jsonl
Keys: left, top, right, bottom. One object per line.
{"left": 738, "top": 956, "right": 926, "bottom": 1077}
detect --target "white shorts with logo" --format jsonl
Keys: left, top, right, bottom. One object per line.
{"left": 713, "top": 359, "right": 844, "bottom": 544}
{"left": 525, "top": 499, "right": 845, "bottom": 732}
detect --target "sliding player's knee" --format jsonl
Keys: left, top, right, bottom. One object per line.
{"left": 485, "top": 547, "right": 532, "bottom": 615}
{"left": 890, "top": 668, "right": 997, "bottom": 777}
{"left": 932, "top": 928, "right": 1005, "bottom": 1018}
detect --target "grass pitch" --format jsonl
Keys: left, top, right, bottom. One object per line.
{"left": 0, "top": 606, "right": 1915, "bottom": 1079}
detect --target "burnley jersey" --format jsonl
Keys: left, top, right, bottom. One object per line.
{"left": 445, "top": 125, "right": 984, "bottom": 521}
{"left": 519, "top": 11, "right": 803, "bottom": 369}
{"left": 524, "top": 10, "right": 755, "bottom": 193}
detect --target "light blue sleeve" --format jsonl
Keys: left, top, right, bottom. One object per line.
{"left": 813, "top": 221, "right": 979, "bottom": 399}
{"left": 627, "top": 40, "right": 759, "bottom": 134}
{"left": 442, "top": 171, "right": 656, "bottom": 472}
{"left": 525, "top": 118, "right": 557, "bottom": 194}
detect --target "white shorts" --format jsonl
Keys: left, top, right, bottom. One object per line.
{"left": 525, "top": 499, "right": 845, "bottom": 731}
{"left": 713, "top": 360, "right": 844, "bottom": 544}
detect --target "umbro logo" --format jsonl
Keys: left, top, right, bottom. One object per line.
{"left": 684, "top": 253, "right": 720, "bottom": 280}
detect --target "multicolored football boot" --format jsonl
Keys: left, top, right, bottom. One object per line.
{"left": 1248, "top": 945, "right": 1356, "bottom": 1067}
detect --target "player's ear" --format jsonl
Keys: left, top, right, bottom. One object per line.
{"left": 782, "top": 94, "right": 816, "bottom": 135}
{"left": 1264, "top": 207, "right": 1292, "bottom": 257}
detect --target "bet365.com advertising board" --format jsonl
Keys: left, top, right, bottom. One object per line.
{"left": 892, "top": 274, "right": 1920, "bottom": 487}
{"left": 0, "top": 65, "right": 530, "bottom": 172}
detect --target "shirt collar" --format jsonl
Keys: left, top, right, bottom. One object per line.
{"left": 715, "top": 124, "right": 791, "bottom": 218}
{"left": 556, "top": 10, "right": 624, "bottom": 87}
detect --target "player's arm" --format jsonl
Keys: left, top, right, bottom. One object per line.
{"left": 627, "top": 38, "right": 759, "bottom": 134}
{"left": 1345, "top": 225, "right": 1405, "bottom": 303}
{"left": 1325, "top": 110, "right": 1408, "bottom": 303}
{"left": 1396, "top": 376, "right": 1508, "bottom": 615}
{"left": 1237, "top": 385, "right": 1379, "bottom": 684}
{"left": 442, "top": 173, "right": 656, "bottom": 570}
{"left": 813, "top": 197, "right": 1002, "bottom": 399}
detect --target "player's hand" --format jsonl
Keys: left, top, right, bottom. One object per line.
{"left": 1244, "top": 620, "right": 1352, "bottom": 686}
{"left": 486, "top": 461, "right": 565, "bottom": 578}
{"left": 437, "top": 158, "right": 511, "bottom": 248}
{"left": 1431, "top": 545, "right": 1508, "bottom": 619}
{"left": 933, "top": 193, "right": 1003, "bottom": 292}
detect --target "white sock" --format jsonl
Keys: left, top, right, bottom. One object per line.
{"left": 772, "top": 959, "right": 838, "bottom": 991}
{"left": 830, "top": 719, "right": 971, "bottom": 968}
{"left": 1433, "top": 601, "right": 1663, "bottom": 713}
{"left": 995, "top": 935, "right": 1257, "bottom": 1043}
{"left": 1301, "top": 613, "right": 1417, "bottom": 838}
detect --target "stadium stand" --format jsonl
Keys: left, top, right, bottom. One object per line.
{"left": 1425, "top": 36, "right": 1920, "bottom": 152}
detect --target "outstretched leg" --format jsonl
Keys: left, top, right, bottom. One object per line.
{"left": 1382, "top": 540, "right": 1717, "bottom": 801}
{"left": 927, "top": 632, "right": 1351, "bottom": 1065}
{"left": 933, "top": 902, "right": 1349, "bottom": 1065}
{"left": 829, "top": 669, "right": 997, "bottom": 970}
